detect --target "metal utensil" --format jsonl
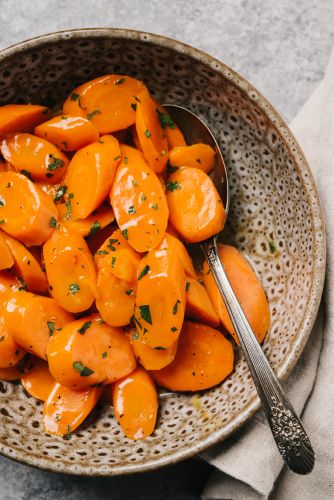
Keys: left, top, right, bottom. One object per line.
{"left": 164, "top": 104, "right": 315, "bottom": 475}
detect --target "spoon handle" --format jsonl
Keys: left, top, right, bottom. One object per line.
{"left": 201, "top": 238, "right": 315, "bottom": 475}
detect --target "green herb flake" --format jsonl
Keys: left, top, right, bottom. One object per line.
{"left": 77, "top": 321, "right": 91, "bottom": 335}
{"left": 133, "top": 95, "right": 141, "bottom": 103}
{"left": 121, "top": 229, "right": 128, "bottom": 240}
{"left": 134, "top": 316, "right": 142, "bottom": 330}
{"left": 47, "top": 154, "right": 65, "bottom": 172}
{"left": 156, "top": 109, "right": 175, "bottom": 129}
{"left": 170, "top": 327, "right": 178, "bottom": 332}
{"left": 20, "top": 169, "right": 33, "bottom": 181}
{"left": 113, "top": 155, "right": 121, "bottom": 161}
{"left": 115, "top": 78, "right": 125, "bottom": 85}
{"left": 49, "top": 216, "right": 57, "bottom": 228}
{"left": 167, "top": 181, "right": 181, "bottom": 192}
{"left": 173, "top": 300, "right": 181, "bottom": 315}
{"left": 131, "top": 103, "right": 137, "bottom": 111}
{"left": 131, "top": 330, "right": 139, "bottom": 341}
{"left": 107, "top": 238, "right": 119, "bottom": 251}
{"left": 139, "top": 304, "right": 152, "bottom": 325}
{"left": 102, "top": 351, "right": 107, "bottom": 359}
{"left": 132, "top": 178, "right": 138, "bottom": 186}
{"left": 167, "top": 165, "right": 179, "bottom": 174}
{"left": 73, "top": 361, "right": 95, "bottom": 377}
{"left": 65, "top": 193, "right": 74, "bottom": 220}
{"left": 71, "top": 93, "right": 80, "bottom": 101}
{"left": 269, "top": 241, "right": 276, "bottom": 254}
{"left": 137, "top": 265, "right": 150, "bottom": 280}
{"left": 111, "top": 256, "right": 116, "bottom": 268}
{"left": 151, "top": 203, "right": 158, "bottom": 210}
{"left": 124, "top": 156, "right": 129, "bottom": 164}
{"left": 46, "top": 173, "right": 53, "bottom": 178}
{"left": 141, "top": 193, "right": 147, "bottom": 202}
{"left": 88, "top": 221, "right": 101, "bottom": 237}
{"left": 87, "top": 109, "right": 101, "bottom": 120}
{"left": 47, "top": 321, "right": 55, "bottom": 336}
{"left": 97, "top": 250, "right": 108, "bottom": 255}
{"left": 69, "top": 283, "right": 80, "bottom": 294}
{"left": 154, "top": 346, "right": 166, "bottom": 350}
{"left": 145, "top": 129, "right": 151, "bottom": 138}
{"left": 128, "top": 205, "right": 136, "bottom": 214}
{"left": 54, "top": 185, "right": 67, "bottom": 203}
{"left": 63, "top": 424, "right": 72, "bottom": 440}
{"left": 125, "top": 289, "right": 133, "bottom": 296}
{"left": 0, "top": 198, "right": 4, "bottom": 207}
{"left": 0, "top": 220, "right": 5, "bottom": 225}
{"left": 186, "top": 282, "right": 191, "bottom": 292}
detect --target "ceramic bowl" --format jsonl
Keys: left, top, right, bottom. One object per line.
{"left": 0, "top": 28, "right": 325, "bottom": 475}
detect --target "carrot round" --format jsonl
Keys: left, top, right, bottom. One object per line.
{"left": 43, "top": 382, "right": 102, "bottom": 436}
{"left": 0, "top": 104, "right": 50, "bottom": 140}
{"left": 65, "top": 135, "right": 120, "bottom": 219}
{"left": 185, "top": 277, "right": 220, "bottom": 327}
{"left": 110, "top": 145, "right": 169, "bottom": 252}
{"left": 135, "top": 89, "right": 168, "bottom": 173}
{"left": 47, "top": 314, "right": 136, "bottom": 388}
{"left": 4, "top": 290, "right": 73, "bottom": 360}
{"left": 169, "top": 144, "right": 215, "bottom": 174}
{"left": 129, "top": 330, "right": 177, "bottom": 371}
{"left": 134, "top": 235, "right": 186, "bottom": 349}
{"left": 94, "top": 228, "right": 132, "bottom": 269}
{"left": 1, "top": 133, "right": 69, "bottom": 183}
{"left": 110, "top": 366, "right": 158, "bottom": 439}
{"left": 57, "top": 203, "right": 115, "bottom": 237}
{"left": 3, "top": 234, "right": 48, "bottom": 293}
{"left": 0, "top": 172, "right": 58, "bottom": 246}
{"left": 164, "top": 232, "right": 196, "bottom": 279}
{"left": 166, "top": 166, "right": 226, "bottom": 243}
{"left": 203, "top": 244, "right": 270, "bottom": 344}
{"left": 0, "top": 231, "right": 14, "bottom": 270}
{"left": 155, "top": 103, "right": 187, "bottom": 149}
{"left": 35, "top": 115, "right": 99, "bottom": 151}
{"left": 43, "top": 224, "right": 96, "bottom": 313}
{"left": 152, "top": 321, "right": 234, "bottom": 391}
{"left": 21, "top": 358, "right": 55, "bottom": 401}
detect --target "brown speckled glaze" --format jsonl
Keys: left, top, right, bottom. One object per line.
{"left": 0, "top": 29, "right": 325, "bottom": 475}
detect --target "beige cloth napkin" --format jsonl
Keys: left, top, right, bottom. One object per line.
{"left": 201, "top": 49, "right": 334, "bottom": 500}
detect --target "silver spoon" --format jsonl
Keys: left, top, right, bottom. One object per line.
{"left": 164, "top": 104, "right": 315, "bottom": 475}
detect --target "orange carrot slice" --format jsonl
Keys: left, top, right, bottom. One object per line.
{"left": 185, "top": 277, "right": 220, "bottom": 327}
{"left": 47, "top": 314, "right": 136, "bottom": 388}
{"left": 94, "top": 228, "right": 132, "bottom": 269}
{"left": 43, "top": 382, "right": 102, "bottom": 436}
{"left": 57, "top": 203, "right": 115, "bottom": 237}
{"left": 0, "top": 172, "right": 58, "bottom": 246}
{"left": 152, "top": 321, "right": 234, "bottom": 391}
{"left": 110, "top": 145, "right": 169, "bottom": 252}
{"left": 129, "top": 330, "right": 177, "bottom": 371}
{"left": 110, "top": 366, "right": 158, "bottom": 439}
{"left": 35, "top": 115, "right": 99, "bottom": 151}
{"left": 166, "top": 166, "right": 226, "bottom": 243}
{"left": 21, "top": 358, "right": 55, "bottom": 400}
{"left": 203, "top": 244, "right": 270, "bottom": 344}
{"left": 0, "top": 104, "right": 50, "bottom": 140}
{"left": 169, "top": 144, "right": 215, "bottom": 173}
{"left": 65, "top": 135, "right": 120, "bottom": 219}
{"left": 0, "top": 232, "right": 14, "bottom": 270}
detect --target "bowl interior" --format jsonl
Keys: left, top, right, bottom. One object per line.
{"left": 0, "top": 29, "right": 325, "bottom": 475}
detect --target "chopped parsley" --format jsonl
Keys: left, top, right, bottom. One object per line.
{"left": 71, "top": 93, "right": 80, "bottom": 101}
{"left": 171, "top": 327, "right": 178, "bottom": 332}
{"left": 87, "top": 109, "right": 101, "bottom": 120}
{"left": 47, "top": 155, "right": 65, "bottom": 171}
{"left": 20, "top": 169, "right": 33, "bottom": 181}
{"left": 166, "top": 181, "right": 181, "bottom": 191}
{"left": 121, "top": 229, "right": 128, "bottom": 240}
{"left": 173, "top": 300, "right": 181, "bottom": 315}
{"left": 49, "top": 216, "right": 57, "bottom": 228}
{"left": 141, "top": 193, "right": 147, "bottom": 202}
{"left": 156, "top": 109, "right": 175, "bottom": 129}
{"left": 114, "top": 155, "right": 121, "bottom": 161}
{"left": 269, "top": 241, "right": 276, "bottom": 254}
{"left": 54, "top": 185, "right": 67, "bottom": 203}
{"left": 115, "top": 78, "right": 125, "bottom": 85}
{"left": 107, "top": 238, "right": 119, "bottom": 251}
{"left": 137, "top": 265, "right": 150, "bottom": 280}
{"left": 69, "top": 283, "right": 80, "bottom": 294}
{"left": 0, "top": 220, "right": 5, "bottom": 225}
{"left": 102, "top": 352, "right": 107, "bottom": 359}
{"left": 139, "top": 305, "right": 152, "bottom": 325}
{"left": 154, "top": 346, "right": 166, "bottom": 350}
{"left": 47, "top": 321, "right": 55, "bottom": 336}
{"left": 125, "top": 289, "right": 133, "bottom": 296}
{"left": 97, "top": 249, "right": 108, "bottom": 255}
{"left": 65, "top": 193, "right": 74, "bottom": 220}
{"left": 186, "top": 282, "right": 191, "bottom": 291}
{"left": 145, "top": 129, "right": 151, "bottom": 138}
{"left": 0, "top": 198, "right": 3, "bottom": 207}
{"left": 88, "top": 221, "right": 101, "bottom": 237}
{"left": 131, "top": 330, "right": 139, "bottom": 341}
{"left": 124, "top": 156, "right": 129, "bottom": 164}
{"left": 63, "top": 424, "right": 72, "bottom": 440}
{"left": 77, "top": 321, "right": 91, "bottom": 335}
{"left": 111, "top": 256, "right": 116, "bottom": 268}
{"left": 167, "top": 165, "right": 179, "bottom": 174}
{"left": 151, "top": 203, "right": 158, "bottom": 210}
{"left": 128, "top": 205, "right": 136, "bottom": 214}
{"left": 73, "top": 361, "right": 95, "bottom": 377}
{"left": 131, "top": 103, "right": 137, "bottom": 111}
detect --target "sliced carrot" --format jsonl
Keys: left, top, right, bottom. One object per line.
{"left": 169, "top": 144, "right": 215, "bottom": 174}
{"left": 43, "top": 382, "right": 102, "bottom": 436}
{"left": 57, "top": 203, "right": 115, "bottom": 237}
{"left": 135, "top": 90, "right": 168, "bottom": 173}
{"left": 163, "top": 232, "right": 196, "bottom": 278}
{"left": 35, "top": 115, "right": 99, "bottom": 151}
{"left": 0, "top": 296, "right": 26, "bottom": 368}
{"left": 166, "top": 166, "right": 226, "bottom": 243}
{"left": 65, "top": 135, "right": 120, "bottom": 219}
{"left": 64, "top": 75, "right": 146, "bottom": 133}
{"left": 152, "top": 321, "right": 234, "bottom": 391}
{"left": 0, "top": 232, "right": 14, "bottom": 270}
{"left": 96, "top": 253, "right": 138, "bottom": 327}
{"left": 155, "top": 103, "right": 187, "bottom": 149}
{"left": 0, "top": 104, "right": 50, "bottom": 140}
{"left": 108, "top": 249, "right": 140, "bottom": 282}
{"left": 43, "top": 224, "right": 96, "bottom": 313}
{"left": 0, "top": 172, "right": 58, "bottom": 246}
{"left": 134, "top": 236, "right": 186, "bottom": 349}
{"left": 110, "top": 366, "right": 158, "bottom": 439}
{"left": 203, "top": 244, "right": 270, "bottom": 344}
{"left": 1, "top": 133, "right": 69, "bottom": 183}
{"left": 129, "top": 330, "right": 177, "bottom": 371}
{"left": 110, "top": 145, "right": 169, "bottom": 252}
{"left": 21, "top": 358, "right": 55, "bottom": 401}
{"left": 4, "top": 290, "right": 73, "bottom": 360}
{"left": 47, "top": 314, "right": 136, "bottom": 388}
{"left": 0, "top": 269, "right": 22, "bottom": 294}
{"left": 94, "top": 228, "right": 131, "bottom": 269}
{"left": 3, "top": 234, "right": 48, "bottom": 293}
{"left": 185, "top": 277, "right": 220, "bottom": 327}
{"left": 0, "top": 354, "right": 33, "bottom": 381}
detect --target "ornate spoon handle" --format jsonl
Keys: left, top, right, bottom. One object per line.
{"left": 201, "top": 237, "right": 315, "bottom": 474}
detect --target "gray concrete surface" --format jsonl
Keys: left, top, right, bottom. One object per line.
{"left": 0, "top": 0, "right": 333, "bottom": 498}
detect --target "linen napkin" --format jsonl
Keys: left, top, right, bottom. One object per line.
{"left": 201, "top": 48, "right": 334, "bottom": 500}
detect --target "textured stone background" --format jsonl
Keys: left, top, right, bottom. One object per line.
{"left": 0, "top": 0, "right": 333, "bottom": 498}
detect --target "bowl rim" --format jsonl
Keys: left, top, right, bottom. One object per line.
{"left": 0, "top": 27, "right": 326, "bottom": 476}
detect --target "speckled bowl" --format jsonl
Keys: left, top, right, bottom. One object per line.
{"left": 0, "top": 28, "right": 325, "bottom": 475}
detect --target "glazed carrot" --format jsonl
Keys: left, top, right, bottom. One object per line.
{"left": 37, "top": 182, "right": 61, "bottom": 200}
{"left": 0, "top": 172, "right": 58, "bottom": 246}
{"left": 35, "top": 115, "right": 99, "bottom": 151}
{"left": 110, "top": 366, "right": 158, "bottom": 439}
{"left": 0, "top": 232, "right": 14, "bottom": 270}
{"left": 43, "top": 224, "right": 96, "bottom": 313}
{"left": 185, "top": 277, "right": 220, "bottom": 327}
{"left": 4, "top": 290, "right": 73, "bottom": 360}
{"left": 203, "top": 244, "right": 270, "bottom": 344}
{"left": 0, "top": 296, "right": 26, "bottom": 368}
{"left": 47, "top": 314, "right": 136, "bottom": 388}
{"left": 0, "top": 104, "right": 50, "bottom": 140}
{"left": 21, "top": 358, "right": 55, "bottom": 401}
{"left": 0, "top": 269, "right": 22, "bottom": 294}
{"left": 166, "top": 166, "right": 226, "bottom": 243}
{"left": 152, "top": 321, "right": 234, "bottom": 391}
{"left": 110, "top": 145, "right": 169, "bottom": 252}
{"left": 94, "top": 228, "right": 132, "bottom": 269}
{"left": 43, "top": 382, "right": 102, "bottom": 436}
{"left": 3, "top": 234, "right": 48, "bottom": 293}
{"left": 163, "top": 233, "right": 196, "bottom": 279}
{"left": 0, "top": 354, "right": 33, "bottom": 381}
{"left": 1, "top": 133, "right": 69, "bottom": 183}
{"left": 134, "top": 235, "right": 186, "bottom": 349}
{"left": 65, "top": 135, "right": 120, "bottom": 219}
{"left": 129, "top": 330, "right": 177, "bottom": 371}
{"left": 135, "top": 89, "right": 168, "bottom": 173}
{"left": 169, "top": 144, "right": 215, "bottom": 174}
{"left": 96, "top": 252, "right": 138, "bottom": 327}
{"left": 57, "top": 203, "right": 115, "bottom": 237}
{"left": 63, "top": 75, "right": 146, "bottom": 133}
